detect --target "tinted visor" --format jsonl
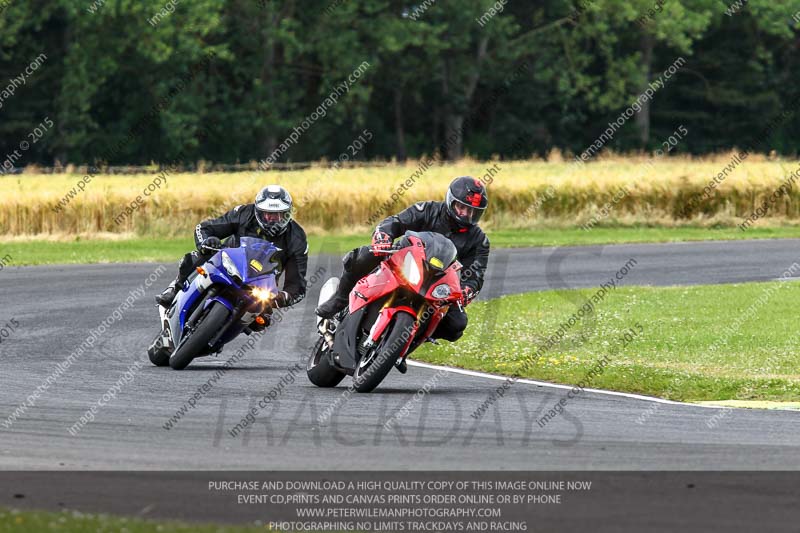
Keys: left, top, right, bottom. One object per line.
{"left": 255, "top": 207, "right": 291, "bottom": 235}
{"left": 450, "top": 198, "right": 485, "bottom": 225}
{"left": 259, "top": 210, "right": 290, "bottom": 224}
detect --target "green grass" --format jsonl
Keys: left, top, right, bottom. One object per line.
{"left": 0, "top": 507, "right": 264, "bottom": 533}
{"left": 4, "top": 226, "right": 800, "bottom": 266}
{"left": 489, "top": 225, "right": 800, "bottom": 247}
{"left": 412, "top": 281, "right": 800, "bottom": 402}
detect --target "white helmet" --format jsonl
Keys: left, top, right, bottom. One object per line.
{"left": 254, "top": 185, "right": 293, "bottom": 236}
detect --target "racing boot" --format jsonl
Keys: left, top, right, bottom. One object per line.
{"left": 155, "top": 277, "right": 180, "bottom": 308}
{"left": 315, "top": 270, "right": 358, "bottom": 319}
{"left": 156, "top": 253, "right": 197, "bottom": 308}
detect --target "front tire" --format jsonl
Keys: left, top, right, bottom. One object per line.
{"left": 169, "top": 303, "right": 230, "bottom": 370}
{"left": 307, "top": 336, "right": 346, "bottom": 387}
{"left": 353, "top": 312, "right": 415, "bottom": 393}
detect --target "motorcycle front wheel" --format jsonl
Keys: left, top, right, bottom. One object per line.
{"left": 353, "top": 312, "right": 415, "bottom": 393}
{"left": 169, "top": 302, "right": 229, "bottom": 370}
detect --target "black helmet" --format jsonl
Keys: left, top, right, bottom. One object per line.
{"left": 445, "top": 176, "right": 488, "bottom": 226}
{"left": 254, "top": 185, "right": 293, "bottom": 236}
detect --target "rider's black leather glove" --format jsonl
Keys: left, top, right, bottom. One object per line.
{"left": 461, "top": 286, "right": 477, "bottom": 306}
{"left": 198, "top": 236, "right": 222, "bottom": 254}
{"left": 371, "top": 230, "right": 393, "bottom": 256}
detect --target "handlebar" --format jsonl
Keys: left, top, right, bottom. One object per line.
{"left": 369, "top": 247, "right": 399, "bottom": 255}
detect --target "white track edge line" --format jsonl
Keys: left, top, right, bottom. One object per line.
{"left": 406, "top": 360, "right": 727, "bottom": 409}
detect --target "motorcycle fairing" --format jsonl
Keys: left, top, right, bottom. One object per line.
{"left": 349, "top": 261, "right": 399, "bottom": 314}
{"left": 331, "top": 306, "right": 368, "bottom": 372}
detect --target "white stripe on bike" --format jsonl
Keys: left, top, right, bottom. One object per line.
{"left": 406, "top": 360, "right": 728, "bottom": 409}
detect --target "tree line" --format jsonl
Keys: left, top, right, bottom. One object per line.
{"left": 0, "top": 0, "right": 798, "bottom": 167}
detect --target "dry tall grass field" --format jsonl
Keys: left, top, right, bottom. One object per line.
{"left": 3, "top": 153, "right": 799, "bottom": 237}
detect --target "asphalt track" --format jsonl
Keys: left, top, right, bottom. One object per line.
{"left": 1, "top": 238, "right": 800, "bottom": 474}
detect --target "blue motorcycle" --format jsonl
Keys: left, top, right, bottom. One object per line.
{"left": 148, "top": 237, "right": 281, "bottom": 370}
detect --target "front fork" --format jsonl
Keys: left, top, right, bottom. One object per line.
{"left": 363, "top": 304, "right": 420, "bottom": 366}
{"left": 320, "top": 318, "right": 336, "bottom": 349}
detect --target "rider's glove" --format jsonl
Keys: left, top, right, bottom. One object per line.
{"left": 461, "top": 286, "right": 477, "bottom": 306}
{"left": 270, "top": 290, "right": 291, "bottom": 309}
{"left": 371, "top": 230, "right": 393, "bottom": 256}
{"left": 198, "top": 236, "right": 222, "bottom": 254}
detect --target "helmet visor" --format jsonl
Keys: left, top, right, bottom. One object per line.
{"left": 450, "top": 198, "right": 485, "bottom": 225}
{"left": 255, "top": 207, "right": 291, "bottom": 235}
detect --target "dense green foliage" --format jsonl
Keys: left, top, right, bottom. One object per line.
{"left": 1, "top": 0, "right": 799, "bottom": 166}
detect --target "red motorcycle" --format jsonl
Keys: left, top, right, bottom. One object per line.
{"left": 307, "top": 231, "right": 464, "bottom": 392}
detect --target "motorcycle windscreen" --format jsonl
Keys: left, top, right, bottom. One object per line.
{"left": 405, "top": 231, "right": 457, "bottom": 270}
{"left": 237, "top": 237, "right": 283, "bottom": 283}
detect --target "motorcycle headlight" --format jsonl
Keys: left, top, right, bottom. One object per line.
{"left": 251, "top": 286, "right": 274, "bottom": 302}
{"left": 221, "top": 252, "right": 241, "bottom": 279}
{"left": 431, "top": 284, "right": 451, "bottom": 299}
{"left": 401, "top": 252, "right": 421, "bottom": 285}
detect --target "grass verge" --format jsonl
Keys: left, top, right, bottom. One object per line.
{"left": 412, "top": 281, "right": 800, "bottom": 402}
{"left": 0, "top": 507, "right": 262, "bottom": 533}
{"left": 4, "top": 226, "right": 800, "bottom": 266}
